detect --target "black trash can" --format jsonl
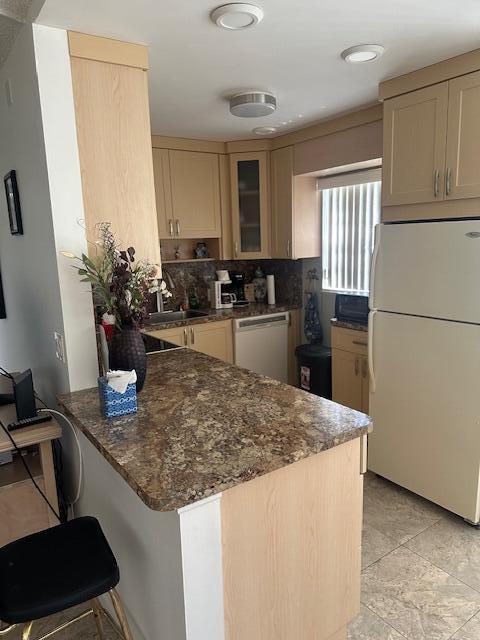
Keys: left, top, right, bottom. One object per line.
{"left": 295, "top": 343, "right": 332, "bottom": 399}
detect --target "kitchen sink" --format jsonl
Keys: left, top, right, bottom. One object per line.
{"left": 145, "top": 309, "right": 209, "bottom": 324}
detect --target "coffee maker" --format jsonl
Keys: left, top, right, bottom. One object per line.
{"left": 228, "top": 271, "right": 248, "bottom": 305}
{"left": 210, "top": 271, "right": 237, "bottom": 309}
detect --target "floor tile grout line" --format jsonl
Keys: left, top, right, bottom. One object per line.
{"left": 361, "top": 540, "right": 403, "bottom": 572}
{"left": 447, "top": 608, "right": 480, "bottom": 639}
{"left": 404, "top": 545, "right": 480, "bottom": 596}
{"left": 360, "top": 602, "right": 409, "bottom": 639}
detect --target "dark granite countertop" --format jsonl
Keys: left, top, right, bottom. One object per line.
{"left": 143, "top": 303, "right": 300, "bottom": 331}
{"left": 331, "top": 318, "right": 368, "bottom": 332}
{"left": 58, "top": 349, "right": 371, "bottom": 512}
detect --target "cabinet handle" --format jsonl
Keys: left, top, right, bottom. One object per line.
{"left": 183, "top": 328, "right": 188, "bottom": 346}
{"left": 354, "top": 357, "right": 359, "bottom": 376}
{"left": 286, "top": 239, "right": 291, "bottom": 257}
{"left": 434, "top": 170, "right": 440, "bottom": 198}
{"left": 446, "top": 167, "right": 452, "bottom": 196}
{"left": 190, "top": 327, "right": 195, "bottom": 345}
{"left": 361, "top": 357, "right": 367, "bottom": 379}
{"left": 176, "top": 219, "right": 181, "bottom": 236}
{"left": 353, "top": 340, "right": 368, "bottom": 347}
{"left": 169, "top": 219, "right": 174, "bottom": 237}
{"left": 234, "top": 241, "right": 238, "bottom": 258}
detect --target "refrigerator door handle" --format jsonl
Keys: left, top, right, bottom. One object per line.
{"left": 369, "top": 224, "right": 381, "bottom": 310}
{"left": 368, "top": 310, "right": 377, "bottom": 393}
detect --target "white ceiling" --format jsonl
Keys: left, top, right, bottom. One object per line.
{"left": 36, "top": 0, "right": 480, "bottom": 141}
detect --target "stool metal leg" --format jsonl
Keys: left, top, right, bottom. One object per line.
{"left": 109, "top": 589, "right": 133, "bottom": 640}
{"left": 22, "top": 622, "right": 34, "bottom": 640}
{"left": 91, "top": 599, "right": 106, "bottom": 639}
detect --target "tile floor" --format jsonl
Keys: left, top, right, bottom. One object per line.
{"left": 349, "top": 473, "right": 480, "bottom": 640}
{"left": 2, "top": 473, "right": 478, "bottom": 640}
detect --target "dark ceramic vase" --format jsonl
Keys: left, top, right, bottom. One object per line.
{"left": 109, "top": 327, "right": 147, "bottom": 392}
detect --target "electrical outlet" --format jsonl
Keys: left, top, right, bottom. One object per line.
{"left": 54, "top": 332, "right": 66, "bottom": 363}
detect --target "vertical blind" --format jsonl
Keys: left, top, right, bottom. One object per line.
{"left": 321, "top": 180, "right": 381, "bottom": 295}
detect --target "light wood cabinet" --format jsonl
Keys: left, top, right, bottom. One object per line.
{"left": 445, "top": 70, "right": 480, "bottom": 200}
{"left": 153, "top": 149, "right": 222, "bottom": 240}
{"left": 70, "top": 54, "right": 160, "bottom": 265}
{"left": 190, "top": 320, "right": 233, "bottom": 363}
{"left": 146, "top": 319, "right": 233, "bottom": 364}
{"left": 383, "top": 69, "right": 480, "bottom": 219}
{"left": 270, "top": 146, "right": 320, "bottom": 259}
{"left": 332, "top": 327, "right": 369, "bottom": 413}
{"left": 147, "top": 325, "right": 187, "bottom": 347}
{"left": 230, "top": 152, "right": 270, "bottom": 259}
{"left": 382, "top": 83, "right": 449, "bottom": 207}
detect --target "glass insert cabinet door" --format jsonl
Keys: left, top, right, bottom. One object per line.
{"left": 230, "top": 151, "right": 270, "bottom": 259}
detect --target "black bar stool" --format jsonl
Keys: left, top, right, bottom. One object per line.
{"left": 0, "top": 517, "right": 132, "bottom": 640}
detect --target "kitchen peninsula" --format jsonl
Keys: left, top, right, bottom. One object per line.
{"left": 58, "top": 349, "right": 371, "bottom": 640}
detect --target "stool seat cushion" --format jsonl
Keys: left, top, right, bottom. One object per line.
{"left": 0, "top": 516, "right": 119, "bottom": 624}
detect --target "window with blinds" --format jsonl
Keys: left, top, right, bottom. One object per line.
{"left": 320, "top": 173, "right": 381, "bottom": 295}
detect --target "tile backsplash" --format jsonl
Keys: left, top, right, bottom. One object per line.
{"left": 160, "top": 259, "right": 303, "bottom": 310}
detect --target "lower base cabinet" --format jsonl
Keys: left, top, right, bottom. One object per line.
{"left": 148, "top": 319, "right": 233, "bottom": 364}
{"left": 332, "top": 326, "right": 369, "bottom": 413}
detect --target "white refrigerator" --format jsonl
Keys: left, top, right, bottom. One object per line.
{"left": 368, "top": 219, "right": 480, "bottom": 524}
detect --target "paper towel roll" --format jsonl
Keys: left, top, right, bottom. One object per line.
{"left": 267, "top": 274, "right": 275, "bottom": 306}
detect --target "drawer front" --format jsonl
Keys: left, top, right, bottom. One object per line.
{"left": 331, "top": 326, "right": 368, "bottom": 356}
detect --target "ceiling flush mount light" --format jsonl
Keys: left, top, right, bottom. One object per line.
{"left": 341, "top": 44, "right": 385, "bottom": 64}
{"left": 230, "top": 91, "right": 277, "bottom": 117}
{"left": 253, "top": 126, "right": 277, "bottom": 135}
{"left": 211, "top": 3, "right": 264, "bottom": 30}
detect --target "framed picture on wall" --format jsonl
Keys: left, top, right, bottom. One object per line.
{"left": 4, "top": 170, "right": 23, "bottom": 235}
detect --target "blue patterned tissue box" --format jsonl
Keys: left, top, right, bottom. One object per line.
{"left": 98, "top": 377, "right": 137, "bottom": 418}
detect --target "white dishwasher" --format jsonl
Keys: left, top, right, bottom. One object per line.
{"left": 233, "top": 312, "right": 289, "bottom": 383}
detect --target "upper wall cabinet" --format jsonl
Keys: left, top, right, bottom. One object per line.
{"left": 271, "top": 146, "right": 320, "bottom": 259}
{"left": 382, "top": 83, "right": 449, "bottom": 207}
{"left": 69, "top": 34, "right": 160, "bottom": 265}
{"left": 153, "top": 149, "right": 222, "bottom": 239}
{"left": 445, "top": 70, "right": 480, "bottom": 200}
{"left": 230, "top": 152, "right": 270, "bottom": 259}
{"left": 382, "top": 68, "right": 480, "bottom": 219}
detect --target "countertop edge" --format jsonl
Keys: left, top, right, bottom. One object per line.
{"left": 59, "top": 393, "right": 372, "bottom": 513}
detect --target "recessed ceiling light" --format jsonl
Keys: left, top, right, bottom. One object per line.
{"left": 341, "top": 44, "right": 385, "bottom": 64}
{"left": 253, "top": 126, "right": 277, "bottom": 135}
{"left": 211, "top": 3, "right": 264, "bottom": 30}
{"left": 230, "top": 91, "right": 277, "bottom": 117}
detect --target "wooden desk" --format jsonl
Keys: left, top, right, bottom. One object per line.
{"left": 0, "top": 403, "right": 62, "bottom": 546}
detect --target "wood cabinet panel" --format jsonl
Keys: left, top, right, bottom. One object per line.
{"left": 332, "top": 348, "right": 363, "bottom": 412}
{"left": 332, "top": 327, "right": 368, "bottom": 356}
{"left": 221, "top": 438, "right": 363, "bottom": 640}
{"left": 445, "top": 70, "right": 480, "bottom": 200}
{"left": 361, "top": 356, "right": 369, "bottom": 415}
{"left": 271, "top": 147, "right": 319, "bottom": 259}
{"left": 153, "top": 148, "right": 174, "bottom": 239}
{"left": 271, "top": 146, "right": 294, "bottom": 258}
{"left": 146, "top": 320, "right": 233, "bottom": 363}
{"left": 190, "top": 320, "right": 233, "bottom": 364}
{"left": 146, "top": 326, "right": 187, "bottom": 347}
{"left": 70, "top": 57, "right": 160, "bottom": 265}
{"left": 169, "top": 150, "right": 221, "bottom": 238}
{"left": 382, "top": 83, "right": 448, "bottom": 206}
